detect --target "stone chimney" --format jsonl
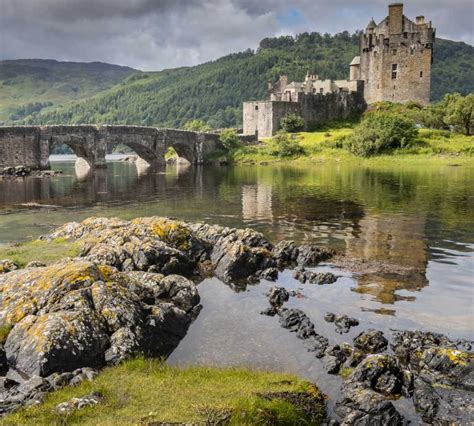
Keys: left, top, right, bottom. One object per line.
{"left": 416, "top": 16, "right": 425, "bottom": 25}
{"left": 388, "top": 3, "right": 404, "bottom": 34}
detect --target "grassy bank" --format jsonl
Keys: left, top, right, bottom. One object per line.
{"left": 232, "top": 128, "right": 474, "bottom": 164}
{"left": 0, "top": 238, "right": 80, "bottom": 268}
{"left": 3, "top": 359, "right": 326, "bottom": 425}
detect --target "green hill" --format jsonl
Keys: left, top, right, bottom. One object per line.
{"left": 6, "top": 35, "right": 474, "bottom": 129}
{"left": 0, "top": 59, "right": 137, "bottom": 123}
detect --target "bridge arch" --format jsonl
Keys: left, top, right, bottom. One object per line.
{"left": 170, "top": 141, "right": 195, "bottom": 164}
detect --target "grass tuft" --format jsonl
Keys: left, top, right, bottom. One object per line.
{"left": 2, "top": 358, "right": 326, "bottom": 425}
{"left": 0, "top": 238, "right": 80, "bottom": 268}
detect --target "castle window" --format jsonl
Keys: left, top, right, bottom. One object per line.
{"left": 391, "top": 64, "right": 398, "bottom": 80}
{"left": 320, "top": 88, "right": 324, "bottom": 94}
{"left": 255, "top": 105, "right": 259, "bottom": 111}
{"left": 392, "top": 49, "right": 397, "bottom": 55}
{"left": 403, "top": 32, "right": 408, "bottom": 38}
{"left": 420, "top": 71, "right": 423, "bottom": 78}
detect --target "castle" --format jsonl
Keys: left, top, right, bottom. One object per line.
{"left": 243, "top": 3, "right": 436, "bottom": 137}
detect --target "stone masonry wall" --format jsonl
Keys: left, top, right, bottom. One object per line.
{"left": 0, "top": 125, "right": 227, "bottom": 169}
{"left": 244, "top": 85, "right": 365, "bottom": 138}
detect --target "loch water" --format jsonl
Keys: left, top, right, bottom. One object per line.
{"left": 0, "top": 158, "right": 473, "bottom": 416}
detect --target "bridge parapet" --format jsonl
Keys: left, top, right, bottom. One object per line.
{"left": 0, "top": 125, "right": 225, "bottom": 169}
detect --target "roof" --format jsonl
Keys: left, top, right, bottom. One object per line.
{"left": 366, "top": 18, "right": 377, "bottom": 29}
{"left": 350, "top": 56, "right": 361, "bottom": 66}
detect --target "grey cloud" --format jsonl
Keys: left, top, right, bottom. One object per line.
{"left": 0, "top": 0, "right": 471, "bottom": 71}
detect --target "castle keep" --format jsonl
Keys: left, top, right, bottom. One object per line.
{"left": 243, "top": 3, "right": 435, "bottom": 137}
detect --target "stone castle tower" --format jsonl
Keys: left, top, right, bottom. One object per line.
{"left": 350, "top": 3, "right": 436, "bottom": 105}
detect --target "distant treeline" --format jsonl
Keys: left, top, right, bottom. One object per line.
{"left": 14, "top": 33, "right": 474, "bottom": 129}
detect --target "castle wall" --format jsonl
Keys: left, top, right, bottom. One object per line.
{"left": 244, "top": 85, "right": 365, "bottom": 138}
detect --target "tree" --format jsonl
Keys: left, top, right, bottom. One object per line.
{"left": 280, "top": 113, "right": 305, "bottom": 133}
{"left": 219, "top": 129, "right": 242, "bottom": 152}
{"left": 443, "top": 93, "right": 474, "bottom": 135}
{"left": 347, "top": 111, "right": 418, "bottom": 157}
{"left": 183, "top": 119, "right": 211, "bottom": 132}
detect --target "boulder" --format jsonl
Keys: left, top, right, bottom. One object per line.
{"left": 353, "top": 330, "right": 388, "bottom": 353}
{"left": 0, "top": 260, "right": 200, "bottom": 378}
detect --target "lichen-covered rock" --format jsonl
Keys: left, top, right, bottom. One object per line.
{"left": 0, "top": 259, "right": 200, "bottom": 379}
{"left": 335, "top": 354, "right": 408, "bottom": 424}
{"left": 391, "top": 330, "right": 474, "bottom": 423}
{"left": 353, "top": 329, "right": 388, "bottom": 353}
{"left": 0, "top": 259, "right": 18, "bottom": 274}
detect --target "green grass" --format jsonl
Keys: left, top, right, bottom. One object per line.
{"left": 2, "top": 359, "right": 326, "bottom": 425}
{"left": 0, "top": 238, "right": 80, "bottom": 268}
{"left": 232, "top": 127, "right": 474, "bottom": 164}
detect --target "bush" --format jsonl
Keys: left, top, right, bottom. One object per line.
{"left": 269, "top": 131, "right": 304, "bottom": 157}
{"left": 219, "top": 129, "right": 242, "bottom": 152}
{"left": 347, "top": 112, "right": 418, "bottom": 157}
{"left": 280, "top": 113, "right": 305, "bottom": 133}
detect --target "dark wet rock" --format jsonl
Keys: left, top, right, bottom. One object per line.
{"left": 324, "top": 345, "right": 347, "bottom": 374}
{"left": 335, "top": 386, "right": 407, "bottom": 426}
{"left": 273, "top": 240, "right": 299, "bottom": 266}
{"left": 324, "top": 312, "right": 336, "bottom": 323}
{"left": 296, "top": 245, "right": 335, "bottom": 267}
{"left": 325, "top": 314, "right": 359, "bottom": 334}
{"left": 293, "top": 268, "right": 338, "bottom": 285}
{"left": 0, "top": 345, "right": 7, "bottom": 376}
{"left": 55, "top": 391, "right": 102, "bottom": 415}
{"left": 303, "top": 335, "right": 329, "bottom": 358}
{"left": 278, "top": 308, "right": 315, "bottom": 340}
{"left": 260, "top": 267, "right": 279, "bottom": 281}
{"left": 353, "top": 330, "right": 388, "bottom": 353}
{"left": 0, "top": 259, "right": 18, "bottom": 274}
{"left": 260, "top": 307, "right": 277, "bottom": 317}
{"left": 267, "top": 286, "right": 289, "bottom": 307}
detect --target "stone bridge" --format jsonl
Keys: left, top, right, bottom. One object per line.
{"left": 0, "top": 125, "right": 230, "bottom": 169}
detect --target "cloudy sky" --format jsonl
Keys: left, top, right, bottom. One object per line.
{"left": 1, "top": 0, "right": 472, "bottom": 71}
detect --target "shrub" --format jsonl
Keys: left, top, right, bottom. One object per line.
{"left": 347, "top": 111, "right": 418, "bottom": 157}
{"left": 219, "top": 129, "right": 242, "bottom": 152}
{"left": 268, "top": 131, "right": 304, "bottom": 157}
{"left": 280, "top": 113, "right": 305, "bottom": 133}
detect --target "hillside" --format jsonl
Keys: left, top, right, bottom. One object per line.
{"left": 0, "top": 59, "right": 137, "bottom": 123}
{"left": 7, "top": 35, "right": 474, "bottom": 129}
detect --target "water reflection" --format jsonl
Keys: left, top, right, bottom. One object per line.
{"left": 0, "top": 160, "right": 472, "bottom": 324}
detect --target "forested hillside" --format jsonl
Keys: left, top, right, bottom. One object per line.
{"left": 8, "top": 34, "right": 474, "bottom": 129}
{"left": 0, "top": 60, "right": 137, "bottom": 123}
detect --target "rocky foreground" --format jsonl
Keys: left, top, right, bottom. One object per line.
{"left": 0, "top": 216, "right": 472, "bottom": 423}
